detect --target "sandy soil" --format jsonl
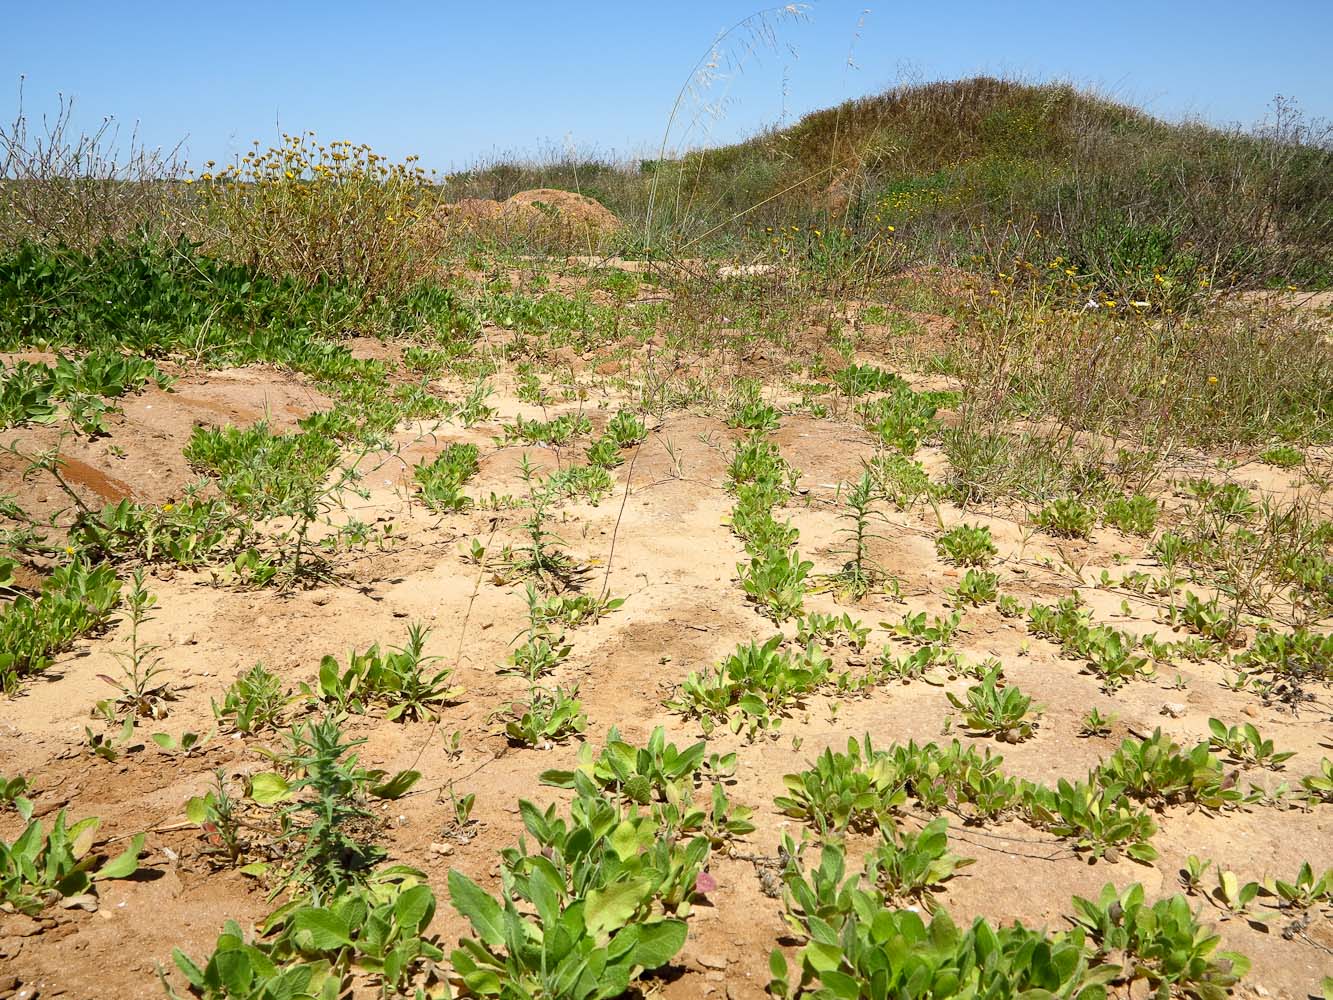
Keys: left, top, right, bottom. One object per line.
{"left": 2, "top": 359, "right": 1331, "bottom": 1000}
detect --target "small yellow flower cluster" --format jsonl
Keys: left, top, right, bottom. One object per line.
{"left": 188, "top": 132, "right": 428, "bottom": 190}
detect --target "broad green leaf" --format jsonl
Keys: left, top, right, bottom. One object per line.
{"left": 369, "top": 769, "right": 420, "bottom": 799}
{"left": 586, "top": 878, "right": 651, "bottom": 942}
{"left": 248, "top": 771, "right": 290, "bottom": 805}
{"left": 94, "top": 833, "right": 144, "bottom": 880}
{"left": 626, "top": 918, "right": 687, "bottom": 971}
{"left": 185, "top": 795, "right": 211, "bottom": 825}
{"left": 393, "top": 883, "right": 435, "bottom": 932}
{"left": 291, "top": 907, "right": 354, "bottom": 951}
{"left": 448, "top": 869, "right": 505, "bottom": 947}
{"left": 538, "top": 768, "right": 578, "bottom": 788}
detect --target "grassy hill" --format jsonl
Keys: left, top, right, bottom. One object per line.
{"left": 446, "top": 77, "right": 1333, "bottom": 288}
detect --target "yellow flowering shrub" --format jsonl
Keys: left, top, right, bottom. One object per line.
{"left": 193, "top": 132, "right": 438, "bottom": 297}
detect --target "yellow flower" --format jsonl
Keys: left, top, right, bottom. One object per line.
{"left": 1207, "top": 376, "right": 1218, "bottom": 385}
{"left": 162, "top": 503, "right": 174, "bottom": 512}
{"left": 64, "top": 545, "right": 75, "bottom": 555}
{"left": 886, "top": 225, "right": 895, "bottom": 232}
{"left": 285, "top": 170, "right": 295, "bottom": 179}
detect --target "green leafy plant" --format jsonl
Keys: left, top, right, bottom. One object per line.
{"left": 184, "top": 421, "right": 342, "bottom": 520}
{"left": 1301, "top": 756, "right": 1333, "bottom": 804}
{"left": 1240, "top": 627, "right": 1333, "bottom": 682}
{"left": 1, "top": 810, "right": 143, "bottom": 914}
{"left": 1, "top": 773, "right": 34, "bottom": 822}
{"left": 529, "top": 591, "right": 625, "bottom": 628}
{"left": 545, "top": 463, "right": 614, "bottom": 502}
{"left": 727, "top": 431, "right": 798, "bottom": 495}
{"left": 866, "top": 451, "right": 936, "bottom": 510}
{"left": 213, "top": 663, "right": 290, "bottom": 734}
{"left": 585, "top": 436, "right": 623, "bottom": 469}
{"left": 728, "top": 380, "right": 781, "bottom": 431}
{"left": 170, "top": 876, "right": 445, "bottom": 998}
{"left": 151, "top": 730, "right": 213, "bottom": 756}
{"left": 773, "top": 843, "right": 1110, "bottom": 1000}
{"left": 1070, "top": 882, "right": 1249, "bottom": 1000}
{"left": 72, "top": 497, "right": 242, "bottom": 567}
{"left": 1210, "top": 869, "right": 1267, "bottom": 923}
{"left": 603, "top": 408, "right": 648, "bottom": 448}
{"left": 501, "top": 411, "right": 593, "bottom": 446}
{"left": 315, "top": 624, "right": 463, "bottom": 721}
{"left": 1095, "top": 730, "right": 1241, "bottom": 810}
{"left": 888, "top": 609, "right": 963, "bottom": 646}
{"left": 935, "top": 523, "right": 997, "bottom": 567}
{"left": 856, "top": 383, "right": 955, "bottom": 454}
{"left": 947, "top": 670, "right": 1041, "bottom": 742}
{"left": 1270, "top": 861, "right": 1333, "bottom": 910}
{"left": 413, "top": 441, "right": 480, "bottom": 512}
{"left": 738, "top": 544, "right": 813, "bottom": 622}
{"left": 667, "top": 636, "right": 830, "bottom": 739}
{"left": 1176, "top": 858, "right": 1219, "bottom": 905}
{"left": 951, "top": 567, "right": 999, "bottom": 606}
{"left": 447, "top": 788, "right": 697, "bottom": 1000}
{"left": 1079, "top": 708, "right": 1116, "bottom": 738}
{"left": 1259, "top": 444, "right": 1303, "bottom": 469}
{"left": 833, "top": 363, "right": 902, "bottom": 397}
{"left": 1104, "top": 494, "right": 1159, "bottom": 537}
{"left": 539, "top": 729, "right": 755, "bottom": 847}
{"left": 540, "top": 726, "right": 707, "bottom": 805}
{"left": 499, "top": 684, "right": 588, "bottom": 746}
{"left": 864, "top": 817, "right": 975, "bottom": 908}
{"left": 1168, "top": 591, "right": 1239, "bottom": 645}
{"left": 1023, "top": 778, "right": 1159, "bottom": 863}
{"left": 1038, "top": 497, "right": 1098, "bottom": 538}
{"left": 458, "top": 377, "right": 498, "bottom": 427}
{"left": 1206, "top": 718, "right": 1294, "bottom": 769}
{"left": 796, "top": 612, "right": 870, "bottom": 651}
{"left": 774, "top": 735, "right": 908, "bottom": 835}
{"left": 0, "top": 558, "right": 121, "bottom": 692}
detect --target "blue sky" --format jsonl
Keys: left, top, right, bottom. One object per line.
{"left": 4, "top": 1, "right": 1331, "bottom": 172}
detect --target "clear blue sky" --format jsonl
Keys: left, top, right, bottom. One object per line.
{"left": 4, "top": 1, "right": 1331, "bottom": 172}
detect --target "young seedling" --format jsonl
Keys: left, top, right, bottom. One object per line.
{"left": 951, "top": 567, "right": 999, "bottom": 607}
{"left": 212, "top": 662, "right": 290, "bottom": 734}
{"left": 1207, "top": 718, "right": 1294, "bottom": 769}
{"left": 1078, "top": 707, "right": 1116, "bottom": 738}
{"left": 498, "top": 684, "right": 587, "bottom": 746}
{"left": 96, "top": 569, "right": 172, "bottom": 719}
{"left": 947, "top": 670, "right": 1041, "bottom": 742}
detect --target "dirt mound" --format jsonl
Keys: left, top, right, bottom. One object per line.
{"left": 422, "top": 189, "right": 622, "bottom": 255}
{"left": 440, "top": 197, "right": 507, "bottom": 223}
{"left": 501, "top": 188, "right": 621, "bottom": 234}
